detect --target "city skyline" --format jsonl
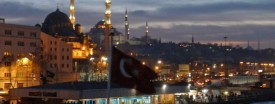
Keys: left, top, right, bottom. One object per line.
{"left": 2, "top": 0, "right": 275, "bottom": 49}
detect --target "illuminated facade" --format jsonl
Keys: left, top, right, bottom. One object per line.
{"left": 69, "top": 0, "right": 76, "bottom": 27}
{"left": 40, "top": 32, "right": 78, "bottom": 83}
{"left": 0, "top": 23, "right": 41, "bottom": 94}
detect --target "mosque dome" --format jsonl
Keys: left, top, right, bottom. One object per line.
{"left": 41, "top": 8, "right": 76, "bottom": 36}
{"left": 94, "top": 20, "right": 106, "bottom": 29}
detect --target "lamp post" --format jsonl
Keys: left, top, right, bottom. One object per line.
{"left": 224, "top": 37, "right": 228, "bottom": 79}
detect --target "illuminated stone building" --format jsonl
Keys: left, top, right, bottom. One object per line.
{"left": 40, "top": 32, "right": 76, "bottom": 83}
{"left": 0, "top": 22, "right": 41, "bottom": 95}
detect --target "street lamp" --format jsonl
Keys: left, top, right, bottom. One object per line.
{"left": 157, "top": 60, "right": 162, "bottom": 64}
{"left": 224, "top": 36, "right": 228, "bottom": 79}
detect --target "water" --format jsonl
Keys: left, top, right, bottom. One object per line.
{"left": 252, "top": 101, "right": 275, "bottom": 104}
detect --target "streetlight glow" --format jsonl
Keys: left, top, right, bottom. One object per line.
{"left": 157, "top": 60, "right": 162, "bottom": 64}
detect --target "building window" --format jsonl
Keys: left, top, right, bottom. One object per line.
{"left": 54, "top": 64, "right": 57, "bottom": 68}
{"left": 4, "top": 62, "right": 11, "bottom": 66}
{"left": 4, "top": 83, "right": 11, "bottom": 89}
{"left": 16, "top": 72, "right": 24, "bottom": 78}
{"left": 49, "top": 55, "right": 52, "bottom": 60}
{"left": 62, "top": 48, "right": 64, "bottom": 52}
{"left": 61, "top": 64, "right": 64, "bottom": 68}
{"left": 4, "top": 73, "right": 11, "bottom": 77}
{"left": 54, "top": 41, "right": 57, "bottom": 45}
{"left": 54, "top": 55, "right": 57, "bottom": 60}
{"left": 67, "top": 64, "right": 69, "bottom": 68}
{"left": 67, "top": 48, "right": 69, "bottom": 52}
{"left": 62, "top": 56, "right": 64, "bottom": 60}
{"left": 30, "top": 42, "right": 37, "bottom": 47}
{"left": 4, "top": 41, "right": 12, "bottom": 46}
{"left": 67, "top": 56, "right": 69, "bottom": 60}
{"left": 18, "top": 31, "right": 24, "bottom": 36}
{"left": 4, "top": 51, "right": 12, "bottom": 56}
{"left": 50, "top": 41, "right": 52, "bottom": 45}
{"left": 17, "top": 83, "right": 24, "bottom": 88}
{"left": 30, "top": 32, "right": 37, "bottom": 37}
{"left": 54, "top": 48, "right": 57, "bottom": 52}
{"left": 4, "top": 30, "right": 12, "bottom": 35}
{"left": 17, "top": 41, "right": 24, "bottom": 46}
{"left": 50, "top": 64, "right": 53, "bottom": 68}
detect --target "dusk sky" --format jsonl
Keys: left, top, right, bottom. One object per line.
{"left": 2, "top": 0, "right": 275, "bottom": 49}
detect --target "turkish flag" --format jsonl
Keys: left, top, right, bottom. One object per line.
{"left": 111, "top": 46, "right": 158, "bottom": 94}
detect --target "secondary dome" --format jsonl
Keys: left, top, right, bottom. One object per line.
{"left": 41, "top": 8, "right": 76, "bottom": 36}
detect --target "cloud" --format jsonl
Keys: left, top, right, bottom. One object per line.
{"left": 158, "top": 1, "right": 275, "bottom": 15}
{"left": 0, "top": 1, "right": 50, "bottom": 25}
{"left": 2, "top": 0, "right": 275, "bottom": 49}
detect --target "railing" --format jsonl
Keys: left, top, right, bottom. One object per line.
{"left": 185, "top": 90, "right": 275, "bottom": 104}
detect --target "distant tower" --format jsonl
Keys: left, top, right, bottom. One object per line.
{"left": 69, "top": 0, "right": 76, "bottom": 27}
{"left": 247, "top": 40, "right": 250, "bottom": 48}
{"left": 192, "top": 35, "right": 194, "bottom": 43}
{"left": 104, "top": 0, "right": 112, "bottom": 53}
{"left": 145, "top": 21, "right": 149, "bottom": 43}
{"left": 258, "top": 40, "right": 260, "bottom": 50}
{"left": 125, "top": 9, "right": 130, "bottom": 40}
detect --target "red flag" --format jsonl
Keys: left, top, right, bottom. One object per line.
{"left": 111, "top": 46, "right": 158, "bottom": 94}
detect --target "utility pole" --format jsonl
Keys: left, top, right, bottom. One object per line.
{"left": 224, "top": 36, "right": 228, "bottom": 81}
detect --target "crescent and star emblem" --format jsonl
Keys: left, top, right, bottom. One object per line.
{"left": 120, "top": 58, "right": 133, "bottom": 78}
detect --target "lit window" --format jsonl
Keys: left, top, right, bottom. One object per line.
{"left": 3, "top": 51, "right": 12, "bottom": 56}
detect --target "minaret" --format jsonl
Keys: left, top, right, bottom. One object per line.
{"left": 69, "top": 0, "right": 76, "bottom": 27}
{"left": 105, "top": 0, "right": 112, "bottom": 53}
{"left": 145, "top": 21, "right": 149, "bottom": 43}
{"left": 258, "top": 40, "right": 260, "bottom": 50}
{"left": 192, "top": 35, "right": 194, "bottom": 44}
{"left": 247, "top": 40, "right": 250, "bottom": 48}
{"left": 125, "top": 9, "right": 130, "bottom": 40}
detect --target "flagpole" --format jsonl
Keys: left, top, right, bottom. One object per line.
{"left": 107, "top": 28, "right": 114, "bottom": 104}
